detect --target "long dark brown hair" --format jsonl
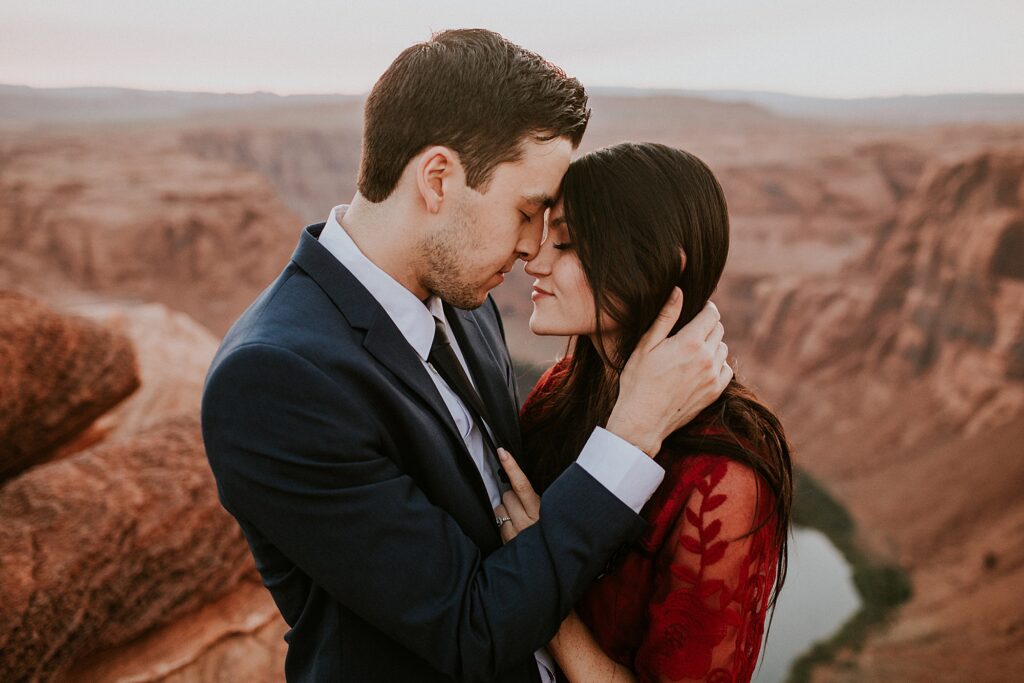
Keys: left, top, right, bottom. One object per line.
{"left": 521, "top": 142, "right": 792, "bottom": 610}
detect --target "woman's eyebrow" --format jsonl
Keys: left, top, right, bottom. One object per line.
{"left": 549, "top": 216, "right": 567, "bottom": 227}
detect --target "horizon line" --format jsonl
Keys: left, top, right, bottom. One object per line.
{"left": 3, "top": 82, "right": 1024, "bottom": 103}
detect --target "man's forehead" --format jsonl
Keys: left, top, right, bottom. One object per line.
{"left": 523, "top": 192, "right": 557, "bottom": 208}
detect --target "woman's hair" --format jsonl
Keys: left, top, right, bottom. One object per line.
{"left": 520, "top": 142, "right": 792, "bottom": 610}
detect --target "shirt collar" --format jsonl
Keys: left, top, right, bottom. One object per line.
{"left": 318, "top": 204, "right": 440, "bottom": 361}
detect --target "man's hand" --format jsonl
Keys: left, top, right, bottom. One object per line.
{"left": 493, "top": 449, "right": 540, "bottom": 544}
{"left": 606, "top": 288, "right": 731, "bottom": 458}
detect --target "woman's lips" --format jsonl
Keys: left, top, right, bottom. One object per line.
{"left": 531, "top": 285, "right": 554, "bottom": 301}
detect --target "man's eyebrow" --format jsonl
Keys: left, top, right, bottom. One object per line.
{"left": 524, "top": 193, "right": 556, "bottom": 208}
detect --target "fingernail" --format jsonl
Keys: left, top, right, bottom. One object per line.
{"left": 672, "top": 287, "right": 681, "bottom": 302}
{"left": 499, "top": 449, "right": 509, "bottom": 461}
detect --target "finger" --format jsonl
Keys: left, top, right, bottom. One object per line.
{"left": 637, "top": 287, "right": 683, "bottom": 352}
{"left": 713, "top": 340, "right": 728, "bottom": 372}
{"left": 498, "top": 449, "right": 539, "bottom": 516}
{"left": 502, "top": 489, "right": 530, "bottom": 528}
{"left": 500, "top": 523, "right": 515, "bottom": 543}
{"left": 706, "top": 320, "right": 724, "bottom": 346}
{"left": 676, "top": 300, "right": 720, "bottom": 345}
{"left": 716, "top": 360, "right": 734, "bottom": 392}
{"left": 494, "top": 503, "right": 516, "bottom": 543}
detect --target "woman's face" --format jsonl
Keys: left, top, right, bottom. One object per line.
{"left": 525, "top": 200, "right": 617, "bottom": 338}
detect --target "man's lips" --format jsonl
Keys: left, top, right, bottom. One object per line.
{"left": 493, "top": 267, "right": 513, "bottom": 283}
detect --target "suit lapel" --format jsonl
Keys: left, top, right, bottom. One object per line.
{"left": 361, "top": 323, "right": 500, "bottom": 540}
{"left": 290, "top": 223, "right": 499, "bottom": 546}
{"left": 444, "top": 303, "right": 524, "bottom": 458}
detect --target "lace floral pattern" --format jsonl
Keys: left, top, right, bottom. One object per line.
{"left": 521, "top": 361, "right": 779, "bottom": 683}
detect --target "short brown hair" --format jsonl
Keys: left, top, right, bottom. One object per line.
{"left": 357, "top": 29, "right": 590, "bottom": 202}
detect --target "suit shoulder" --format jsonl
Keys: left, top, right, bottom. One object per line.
{"left": 213, "top": 266, "right": 360, "bottom": 370}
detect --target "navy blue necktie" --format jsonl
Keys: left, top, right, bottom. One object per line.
{"left": 428, "top": 315, "right": 508, "bottom": 483}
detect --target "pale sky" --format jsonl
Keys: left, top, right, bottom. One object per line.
{"left": 1, "top": 0, "right": 1021, "bottom": 98}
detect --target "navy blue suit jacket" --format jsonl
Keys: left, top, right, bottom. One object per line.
{"left": 201, "top": 223, "right": 647, "bottom": 682}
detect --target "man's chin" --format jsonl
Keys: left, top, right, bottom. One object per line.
{"left": 464, "top": 280, "right": 503, "bottom": 310}
{"left": 437, "top": 288, "right": 489, "bottom": 311}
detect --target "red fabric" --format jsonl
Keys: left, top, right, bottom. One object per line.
{"left": 521, "top": 360, "right": 779, "bottom": 683}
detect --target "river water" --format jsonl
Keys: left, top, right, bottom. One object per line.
{"left": 752, "top": 527, "right": 861, "bottom": 682}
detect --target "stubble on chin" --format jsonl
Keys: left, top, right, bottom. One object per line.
{"left": 418, "top": 216, "right": 486, "bottom": 310}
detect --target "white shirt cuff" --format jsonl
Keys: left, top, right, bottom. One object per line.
{"left": 535, "top": 647, "right": 556, "bottom": 682}
{"left": 575, "top": 427, "right": 665, "bottom": 514}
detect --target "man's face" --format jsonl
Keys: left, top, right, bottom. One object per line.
{"left": 420, "top": 136, "right": 573, "bottom": 309}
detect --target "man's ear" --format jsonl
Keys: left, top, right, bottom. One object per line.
{"left": 415, "top": 146, "right": 458, "bottom": 214}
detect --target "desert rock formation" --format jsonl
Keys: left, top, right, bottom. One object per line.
{"left": 0, "top": 290, "right": 138, "bottom": 481}
{"left": 731, "top": 150, "right": 1024, "bottom": 682}
{"left": 0, "top": 298, "right": 278, "bottom": 681}
{"left": 0, "top": 131, "right": 301, "bottom": 336}
{"left": 0, "top": 416, "right": 254, "bottom": 681}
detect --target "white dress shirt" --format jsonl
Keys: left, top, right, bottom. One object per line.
{"left": 319, "top": 205, "right": 665, "bottom": 682}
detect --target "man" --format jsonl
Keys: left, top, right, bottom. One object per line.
{"left": 201, "top": 29, "right": 731, "bottom": 682}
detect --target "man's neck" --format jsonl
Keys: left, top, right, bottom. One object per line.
{"left": 339, "top": 194, "right": 430, "bottom": 301}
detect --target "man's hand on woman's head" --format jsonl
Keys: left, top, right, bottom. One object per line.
{"left": 606, "top": 288, "right": 732, "bottom": 458}
{"left": 493, "top": 449, "right": 540, "bottom": 544}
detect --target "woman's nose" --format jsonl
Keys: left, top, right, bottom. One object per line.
{"left": 524, "top": 246, "right": 551, "bottom": 276}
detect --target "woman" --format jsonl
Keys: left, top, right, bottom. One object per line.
{"left": 495, "top": 142, "right": 792, "bottom": 682}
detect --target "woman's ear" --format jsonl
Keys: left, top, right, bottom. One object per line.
{"left": 678, "top": 247, "right": 688, "bottom": 274}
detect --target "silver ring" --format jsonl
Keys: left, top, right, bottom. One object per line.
{"left": 495, "top": 516, "right": 512, "bottom": 527}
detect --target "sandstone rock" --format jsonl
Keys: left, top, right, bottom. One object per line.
{"left": 0, "top": 416, "right": 254, "bottom": 681}
{"left": 742, "top": 151, "right": 1024, "bottom": 438}
{"left": 0, "top": 290, "right": 139, "bottom": 481}
{"left": 71, "top": 578, "right": 286, "bottom": 683}
{"left": 72, "top": 301, "right": 220, "bottom": 441}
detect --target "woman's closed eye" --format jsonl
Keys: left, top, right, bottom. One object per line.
{"left": 553, "top": 242, "right": 574, "bottom": 251}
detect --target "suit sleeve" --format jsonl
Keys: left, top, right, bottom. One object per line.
{"left": 201, "top": 342, "right": 647, "bottom": 683}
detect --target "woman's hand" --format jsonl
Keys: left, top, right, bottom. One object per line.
{"left": 492, "top": 448, "right": 540, "bottom": 544}
{"left": 493, "top": 450, "right": 639, "bottom": 682}
{"left": 607, "top": 288, "right": 731, "bottom": 458}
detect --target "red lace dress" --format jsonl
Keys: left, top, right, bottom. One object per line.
{"left": 521, "top": 360, "right": 779, "bottom": 683}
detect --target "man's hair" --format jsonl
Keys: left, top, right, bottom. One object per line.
{"left": 357, "top": 28, "right": 590, "bottom": 202}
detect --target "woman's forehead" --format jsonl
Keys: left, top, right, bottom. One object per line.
{"left": 546, "top": 199, "right": 566, "bottom": 222}
{"left": 546, "top": 210, "right": 567, "bottom": 231}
